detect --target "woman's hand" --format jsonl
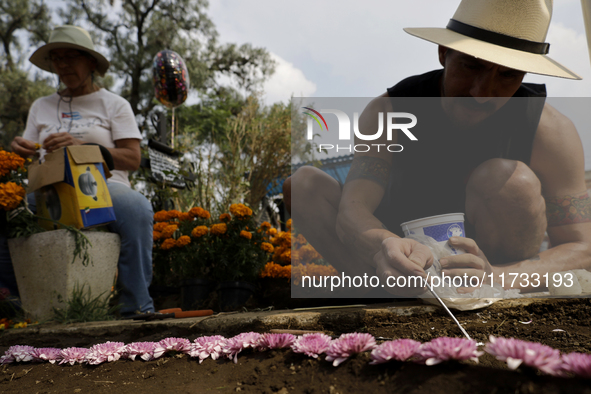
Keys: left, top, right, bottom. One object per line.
{"left": 11, "top": 137, "right": 37, "bottom": 158}
{"left": 439, "top": 237, "right": 494, "bottom": 293}
{"left": 42, "top": 132, "right": 83, "bottom": 153}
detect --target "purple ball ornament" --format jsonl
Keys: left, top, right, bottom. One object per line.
{"left": 152, "top": 50, "right": 190, "bottom": 108}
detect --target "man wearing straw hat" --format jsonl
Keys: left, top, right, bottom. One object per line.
{"left": 285, "top": 0, "right": 591, "bottom": 296}
{"left": 5, "top": 25, "right": 155, "bottom": 315}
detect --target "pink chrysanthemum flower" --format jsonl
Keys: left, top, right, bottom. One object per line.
{"left": 31, "top": 348, "right": 62, "bottom": 364}
{"left": 124, "top": 342, "right": 157, "bottom": 361}
{"left": 257, "top": 333, "right": 296, "bottom": 350}
{"left": 370, "top": 339, "right": 422, "bottom": 365}
{"left": 485, "top": 336, "right": 562, "bottom": 375}
{"left": 222, "top": 332, "right": 261, "bottom": 363}
{"left": 189, "top": 335, "right": 227, "bottom": 364}
{"left": 153, "top": 337, "right": 191, "bottom": 359}
{"left": 59, "top": 347, "right": 89, "bottom": 365}
{"left": 232, "top": 332, "right": 262, "bottom": 349}
{"left": 416, "top": 337, "right": 482, "bottom": 366}
{"left": 1, "top": 345, "right": 35, "bottom": 364}
{"left": 561, "top": 352, "right": 591, "bottom": 378}
{"left": 291, "top": 333, "right": 333, "bottom": 359}
{"left": 325, "top": 333, "right": 377, "bottom": 367}
{"left": 86, "top": 341, "right": 126, "bottom": 365}
{"left": 223, "top": 337, "right": 245, "bottom": 363}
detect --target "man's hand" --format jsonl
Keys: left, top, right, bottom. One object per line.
{"left": 440, "top": 237, "right": 494, "bottom": 293}
{"left": 11, "top": 137, "right": 37, "bottom": 158}
{"left": 374, "top": 237, "right": 434, "bottom": 296}
{"left": 42, "top": 133, "right": 83, "bottom": 153}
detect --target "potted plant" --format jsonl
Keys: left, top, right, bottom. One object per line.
{"left": 152, "top": 207, "right": 214, "bottom": 310}
{"left": 1, "top": 149, "right": 120, "bottom": 321}
{"left": 209, "top": 204, "right": 274, "bottom": 310}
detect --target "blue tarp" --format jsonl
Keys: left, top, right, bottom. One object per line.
{"left": 266, "top": 154, "right": 354, "bottom": 197}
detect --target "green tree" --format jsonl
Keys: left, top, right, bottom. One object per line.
{"left": 62, "top": 0, "right": 275, "bottom": 131}
{"left": 0, "top": 69, "right": 54, "bottom": 148}
{"left": 0, "top": 0, "right": 51, "bottom": 71}
{"left": 0, "top": 0, "right": 53, "bottom": 149}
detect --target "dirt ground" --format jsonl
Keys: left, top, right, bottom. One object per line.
{"left": 0, "top": 298, "right": 590, "bottom": 394}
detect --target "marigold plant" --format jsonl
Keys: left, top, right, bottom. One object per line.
{"left": 0, "top": 149, "right": 43, "bottom": 239}
{"left": 262, "top": 218, "right": 339, "bottom": 283}
{"left": 152, "top": 204, "right": 275, "bottom": 285}
{"left": 152, "top": 207, "right": 214, "bottom": 285}
{"left": 210, "top": 204, "right": 274, "bottom": 282}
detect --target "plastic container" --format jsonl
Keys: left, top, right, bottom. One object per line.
{"left": 400, "top": 213, "right": 465, "bottom": 255}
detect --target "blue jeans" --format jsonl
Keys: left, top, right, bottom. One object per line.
{"left": 107, "top": 182, "right": 154, "bottom": 314}
{"left": 0, "top": 183, "right": 155, "bottom": 314}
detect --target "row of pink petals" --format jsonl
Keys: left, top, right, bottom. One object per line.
{"left": 0, "top": 334, "right": 589, "bottom": 378}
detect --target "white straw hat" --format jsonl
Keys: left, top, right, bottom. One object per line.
{"left": 404, "top": 0, "right": 581, "bottom": 80}
{"left": 29, "top": 25, "right": 110, "bottom": 77}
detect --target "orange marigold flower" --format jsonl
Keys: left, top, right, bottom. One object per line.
{"left": 298, "top": 244, "right": 322, "bottom": 263}
{"left": 210, "top": 223, "right": 227, "bottom": 235}
{"left": 240, "top": 230, "right": 252, "bottom": 240}
{"left": 154, "top": 222, "right": 169, "bottom": 232}
{"left": 280, "top": 249, "right": 292, "bottom": 265}
{"left": 229, "top": 203, "right": 253, "bottom": 219}
{"left": 167, "top": 210, "right": 181, "bottom": 219}
{"left": 219, "top": 213, "right": 231, "bottom": 222}
{"left": 295, "top": 234, "right": 306, "bottom": 246}
{"left": 153, "top": 231, "right": 161, "bottom": 241}
{"left": 191, "top": 225, "right": 208, "bottom": 238}
{"left": 0, "top": 182, "right": 26, "bottom": 211}
{"left": 267, "top": 228, "right": 277, "bottom": 236}
{"left": 176, "top": 235, "right": 191, "bottom": 247}
{"left": 286, "top": 218, "right": 292, "bottom": 229}
{"left": 260, "top": 242, "right": 274, "bottom": 253}
{"left": 188, "top": 207, "right": 211, "bottom": 220}
{"left": 277, "top": 231, "right": 292, "bottom": 245}
{"left": 161, "top": 224, "right": 178, "bottom": 239}
{"left": 260, "top": 221, "right": 272, "bottom": 230}
{"left": 259, "top": 262, "right": 292, "bottom": 279}
{"left": 160, "top": 238, "right": 176, "bottom": 250}
{"left": 153, "top": 210, "right": 168, "bottom": 222}
{"left": 0, "top": 150, "right": 25, "bottom": 177}
{"left": 179, "top": 212, "right": 193, "bottom": 222}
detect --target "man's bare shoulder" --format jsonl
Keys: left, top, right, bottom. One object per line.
{"left": 361, "top": 92, "right": 394, "bottom": 114}
{"left": 531, "top": 102, "right": 585, "bottom": 195}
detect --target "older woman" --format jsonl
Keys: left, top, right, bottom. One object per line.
{"left": 9, "top": 25, "right": 154, "bottom": 316}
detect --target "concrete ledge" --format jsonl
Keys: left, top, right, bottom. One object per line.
{"left": 0, "top": 298, "right": 553, "bottom": 344}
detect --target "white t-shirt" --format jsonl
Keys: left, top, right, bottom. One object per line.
{"left": 23, "top": 89, "right": 142, "bottom": 187}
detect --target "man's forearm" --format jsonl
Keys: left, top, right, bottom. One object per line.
{"left": 336, "top": 199, "right": 398, "bottom": 267}
{"left": 492, "top": 241, "right": 591, "bottom": 292}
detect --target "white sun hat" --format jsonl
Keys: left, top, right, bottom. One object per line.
{"left": 404, "top": 0, "right": 581, "bottom": 80}
{"left": 29, "top": 25, "right": 110, "bottom": 77}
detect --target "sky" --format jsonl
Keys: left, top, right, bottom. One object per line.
{"left": 39, "top": 0, "right": 591, "bottom": 168}
{"left": 206, "top": 0, "right": 591, "bottom": 169}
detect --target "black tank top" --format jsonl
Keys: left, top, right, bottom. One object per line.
{"left": 374, "top": 69, "right": 546, "bottom": 236}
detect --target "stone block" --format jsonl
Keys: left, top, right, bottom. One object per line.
{"left": 8, "top": 230, "right": 120, "bottom": 321}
